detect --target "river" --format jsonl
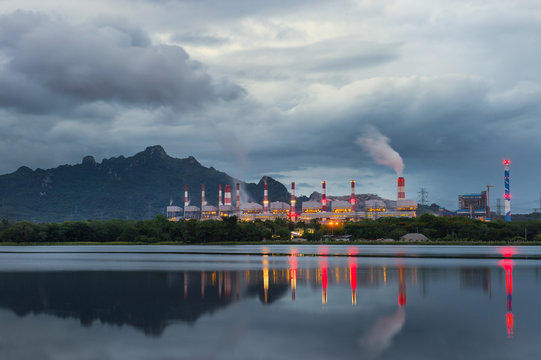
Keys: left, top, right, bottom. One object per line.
{"left": 0, "top": 245, "right": 539, "bottom": 359}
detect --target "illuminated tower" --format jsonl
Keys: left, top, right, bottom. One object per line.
{"left": 225, "top": 185, "right": 231, "bottom": 206}
{"left": 218, "top": 184, "right": 223, "bottom": 206}
{"left": 503, "top": 160, "right": 511, "bottom": 222}
{"left": 263, "top": 180, "right": 269, "bottom": 214}
{"left": 201, "top": 184, "right": 206, "bottom": 206}
{"left": 350, "top": 180, "right": 356, "bottom": 213}
{"left": 322, "top": 181, "right": 327, "bottom": 213}
{"left": 290, "top": 182, "right": 297, "bottom": 220}
{"left": 397, "top": 177, "right": 405, "bottom": 200}
{"left": 184, "top": 185, "right": 189, "bottom": 209}
{"left": 236, "top": 183, "right": 240, "bottom": 216}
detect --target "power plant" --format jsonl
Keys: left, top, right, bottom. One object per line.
{"left": 166, "top": 177, "right": 418, "bottom": 222}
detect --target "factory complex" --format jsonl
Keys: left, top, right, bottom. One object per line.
{"left": 166, "top": 178, "right": 417, "bottom": 223}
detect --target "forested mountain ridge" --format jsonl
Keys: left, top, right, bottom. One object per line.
{"left": 0, "top": 146, "right": 290, "bottom": 222}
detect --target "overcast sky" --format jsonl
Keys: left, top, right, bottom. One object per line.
{"left": 0, "top": 0, "right": 540, "bottom": 210}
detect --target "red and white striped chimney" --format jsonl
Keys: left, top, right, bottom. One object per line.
{"left": 218, "top": 184, "right": 223, "bottom": 206}
{"left": 290, "top": 182, "right": 296, "bottom": 219}
{"left": 201, "top": 184, "right": 206, "bottom": 207}
{"left": 322, "top": 181, "right": 327, "bottom": 212}
{"left": 225, "top": 185, "right": 231, "bottom": 206}
{"left": 236, "top": 183, "right": 240, "bottom": 215}
{"left": 184, "top": 185, "right": 189, "bottom": 208}
{"left": 350, "top": 180, "right": 356, "bottom": 212}
{"left": 397, "top": 177, "right": 405, "bottom": 200}
{"left": 263, "top": 179, "right": 269, "bottom": 214}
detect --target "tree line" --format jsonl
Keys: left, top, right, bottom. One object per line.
{"left": 0, "top": 215, "right": 293, "bottom": 243}
{"left": 1, "top": 214, "right": 540, "bottom": 243}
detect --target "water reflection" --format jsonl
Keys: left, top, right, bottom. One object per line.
{"left": 0, "top": 253, "right": 532, "bottom": 342}
{"left": 500, "top": 259, "right": 514, "bottom": 338}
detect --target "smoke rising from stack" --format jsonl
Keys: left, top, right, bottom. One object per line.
{"left": 356, "top": 125, "right": 404, "bottom": 176}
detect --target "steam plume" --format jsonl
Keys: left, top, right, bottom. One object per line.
{"left": 356, "top": 125, "right": 404, "bottom": 176}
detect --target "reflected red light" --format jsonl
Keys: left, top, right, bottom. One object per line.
{"left": 320, "top": 257, "right": 328, "bottom": 304}
{"left": 498, "top": 247, "right": 517, "bottom": 258}
{"left": 398, "top": 266, "right": 406, "bottom": 307}
{"left": 321, "top": 262, "right": 328, "bottom": 290}
{"left": 506, "top": 310, "right": 514, "bottom": 338}
{"left": 500, "top": 259, "right": 514, "bottom": 338}
{"left": 349, "top": 258, "right": 357, "bottom": 291}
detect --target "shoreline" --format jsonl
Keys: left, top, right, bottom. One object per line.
{"left": 1, "top": 240, "right": 541, "bottom": 246}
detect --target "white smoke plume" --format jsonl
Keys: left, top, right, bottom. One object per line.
{"left": 356, "top": 125, "right": 404, "bottom": 176}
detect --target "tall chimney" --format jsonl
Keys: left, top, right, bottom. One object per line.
{"left": 322, "top": 181, "right": 327, "bottom": 212}
{"left": 290, "top": 182, "right": 296, "bottom": 219}
{"left": 225, "top": 185, "right": 231, "bottom": 206}
{"left": 397, "top": 177, "right": 405, "bottom": 200}
{"left": 350, "top": 180, "right": 356, "bottom": 212}
{"left": 263, "top": 179, "right": 269, "bottom": 214}
{"left": 218, "top": 184, "right": 223, "bottom": 206}
{"left": 184, "top": 185, "right": 189, "bottom": 208}
{"left": 201, "top": 184, "right": 206, "bottom": 207}
{"left": 236, "top": 183, "right": 240, "bottom": 216}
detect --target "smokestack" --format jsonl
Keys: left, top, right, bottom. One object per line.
{"left": 201, "top": 184, "right": 206, "bottom": 207}
{"left": 236, "top": 183, "right": 240, "bottom": 216}
{"left": 264, "top": 179, "right": 269, "bottom": 214}
{"left": 290, "top": 182, "right": 296, "bottom": 219}
{"left": 225, "top": 185, "right": 231, "bottom": 206}
{"left": 322, "top": 181, "right": 327, "bottom": 212}
{"left": 184, "top": 185, "right": 189, "bottom": 208}
{"left": 218, "top": 184, "right": 223, "bottom": 206}
{"left": 350, "top": 180, "right": 356, "bottom": 212}
{"left": 397, "top": 177, "right": 405, "bottom": 200}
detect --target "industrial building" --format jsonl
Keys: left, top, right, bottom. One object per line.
{"left": 457, "top": 191, "right": 487, "bottom": 220}
{"left": 167, "top": 177, "right": 417, "bottom": 223}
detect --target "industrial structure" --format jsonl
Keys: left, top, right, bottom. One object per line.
{"left": 166, "top": 177, "right": 417, "bottom": 223}
{"left": 456, "top": 191, "right": 488, "bottom": 220}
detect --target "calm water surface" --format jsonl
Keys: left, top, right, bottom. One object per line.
{"left": 0, "top": 245, "right": 540, "bottom": 359}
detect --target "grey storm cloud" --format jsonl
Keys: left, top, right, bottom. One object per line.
{"left": 0, "top": 11, "right": 244, "bottom": 113}
{"left": 0, "top": 0, "right": 541, "bottom": 209}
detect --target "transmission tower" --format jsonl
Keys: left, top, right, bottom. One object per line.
{"left": 418, "top": 188, "right": 429, "bottom": 206}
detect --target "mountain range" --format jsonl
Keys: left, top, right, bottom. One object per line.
{"left": 0, "top": 145, "right": 398, "bottom": 222}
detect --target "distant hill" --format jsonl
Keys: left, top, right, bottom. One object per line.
{"left": 0, "top": 146, "right": 290, "bottom": 222}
